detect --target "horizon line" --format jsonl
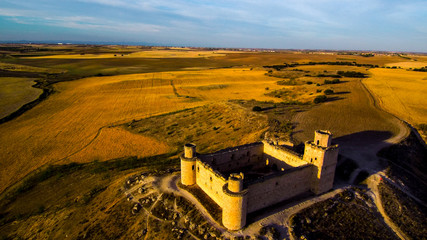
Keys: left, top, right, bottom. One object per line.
{"left": 1, "top": 40, "right": 426, "bottom": 54}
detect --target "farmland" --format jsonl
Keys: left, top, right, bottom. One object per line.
{"left": 0, "top": 77, "right": 42, "bottom": 119}
{"left": 0, "top": 45, "right": 426, "bottom": 239}
{"left": 0, "top": 45, "right": 424, "bottom": 192}
{"left": 364, "top": 68, "right": 427, "bottom": 125}
{"left": 0, "top": 67, "right": 283, "bottom": 192}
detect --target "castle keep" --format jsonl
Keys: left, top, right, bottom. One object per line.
{"left": 180, "top": 130, "right": 339, "bottom": 230}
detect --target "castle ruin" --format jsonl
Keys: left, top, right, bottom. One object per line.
{"left": 180, "top": 130, "right": 339, "bottom": 230}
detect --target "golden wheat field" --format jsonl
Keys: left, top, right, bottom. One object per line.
{"left": 385, "top": 61, "right": 427, "bottom": 69}
{"left": 364, "top": 68, "right": 427, "bottom": 125}
{"left": 0, "top": 68, "right": 280, "bottom": 192}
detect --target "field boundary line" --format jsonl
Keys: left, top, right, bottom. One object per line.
{"left": 359, "top": 78, "right": 410, "bottom": 144}
{"left": 361, "top": 77, "right": 426, "bottom": 148}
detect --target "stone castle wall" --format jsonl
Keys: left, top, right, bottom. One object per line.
{"left": 199, "top": 143, "right": 264, "bottom": 173}
{"left": 195, "top": 160, "right": 227, "bottom": 208}
{"left": 303, "top": 140, "right": 339, "bottom": 194}
{"left": 262, "top": 142, "right": 307, "bottom": 170}
{"left": 180, "top": 130, "right": 339, "bottom": 230}
{"left": 246, "top": 165, "right": 312, "bottom": 213}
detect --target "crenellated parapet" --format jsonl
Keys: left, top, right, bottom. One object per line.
{"left": 180, "top": 143, "right": 197, "bottom": 186}
{"left": 222, "top": 172, "right": 248, "bottom": 230}
{"left": 179, "top": 129, "right": 339, "bottom": 230}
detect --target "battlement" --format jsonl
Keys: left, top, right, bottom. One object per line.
{"left": 180, "top": 130, "right": 339, "bottom": 230}
{"left": 305, "top": 140, "right": 339, "bottom": 151}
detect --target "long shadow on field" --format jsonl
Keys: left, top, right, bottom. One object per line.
{"left": 333, "top": 91, "right": 351, "bottom": 95}
{"left": 324, "top": 96, "right": 345, "bottom": 103}
{"left": 334, "top": 130, "right": 393, "bottom": 148}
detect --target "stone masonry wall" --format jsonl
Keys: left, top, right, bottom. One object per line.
{"left": 199, "top": 143, "right": 264, "bottom": 173}
{"left": 195, "top": 160, "right": 227, "bottom": 208}
{"left": 246, "top": 165, "right": 312, "bottom": 213}
{"left": 263, "top": 141, "right": 307, "bottom": 169}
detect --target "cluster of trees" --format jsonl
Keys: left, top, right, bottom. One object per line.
{"left": 337, "top": 52, "right": 375, "bottom": 57}
{"left": 324, "top": 79, "right": 341, "bottom": 84}
{"left": 337, "top": 71, "right": 367, "bottom": 78}
{"left": 413, "top": 66, "right": 427, "bottom": 72}
{"left": 263, "top": 61, "right": 378, "bottom": 71}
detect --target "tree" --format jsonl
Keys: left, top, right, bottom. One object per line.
{"left": 324, "top": 89, "right": 334, "bottom": 95}
{"left": 252, "top": 106, "right": 262, "bottom": 111}
{"left": 314, "top": 95, "right": 327, "bottom": 104}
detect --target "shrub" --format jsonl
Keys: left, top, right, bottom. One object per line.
{"left": 313, "top": 95, "right": 327, "bottom": 104}
{"left": 418, "top": 123, "right": 427, "bottom": 132}
{"left": 324, "top": 89, "right": 334, "bottom": 95}
{"left": 337, "top": 71, "right": 367, "bottom": 78}
{"left": 306, "top": 81, "right": 313, "bottom": 85}
{"left": 252, "top": 106, "right": 262, "bottom": 112}
{"left": 324, "top": 79, "right": 341, "bottom": 84}
{"left": 259, "top": 226, "right": 268, "bottom": 235}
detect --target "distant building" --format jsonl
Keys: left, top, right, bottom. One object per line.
{"left": 180, "top": 130, "right": 339, "bottom": 230}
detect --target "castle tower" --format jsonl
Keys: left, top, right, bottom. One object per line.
{"left": 222, "top": 173, "right": 248, "bottom": 230}
{"left": 303, "top": 130, "right": 339, "bottom": 194}
{"left": 180, "top": 143, "right": 197, "bottom": 186}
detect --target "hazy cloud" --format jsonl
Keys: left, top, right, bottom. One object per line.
{"left": 0, "top": 0, "right": 426, "bottom": 51}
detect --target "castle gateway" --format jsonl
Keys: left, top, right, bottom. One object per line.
{"left": 180, "top": 130, "right": 339, "bottom": 230}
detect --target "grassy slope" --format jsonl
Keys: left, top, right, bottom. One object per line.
{"left": 292, "top": 67, "right": 401, "bottom": 143}
{"left": 290, "top": 189, "right": 399, "bottom": 240}
{"left": 0, "top": 77, "right": 42, "bottom": 119}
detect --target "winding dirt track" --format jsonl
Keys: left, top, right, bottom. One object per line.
{"left": 367, "top": 174, "right": 409, "bottom": 240}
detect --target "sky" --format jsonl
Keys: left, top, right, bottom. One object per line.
{"left": 0, "top": 0, "right": 426, "bottom": 52}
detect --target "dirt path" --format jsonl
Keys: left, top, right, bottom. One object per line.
{"left": 359, "top": 78, "right": 410, "bottom": 146}
{"left": 367, "top": 174, "right": 409, "bottom": 240}
{"left": 158, "top": 173, "right": 227, "bottom": 233}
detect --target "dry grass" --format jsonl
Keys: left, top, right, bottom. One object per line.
{"left": 0, "top": 62, "right": 63, "bottom": 73}
{"left": 292, "top": 71, "right": 401, "bottom": 143}
{"left": 385, "top": 61, "right": 427, "bottom": 69}
{"left": 24, "top": 49, "right": 239, "bottom": 59}
{"left": 0, "top": 77, "right": 43, "bottom": 119}
{"left": 68, "top": 127, "right": 170, "bottom": 163}
{"left": 0, "top": 68, "right": 279, "bottom": 192}
{"left": 364, "top": 68, "right": 427, "bottom": 125}
{"left": 127, "top": 103, "right": 269, "bottom": 153}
